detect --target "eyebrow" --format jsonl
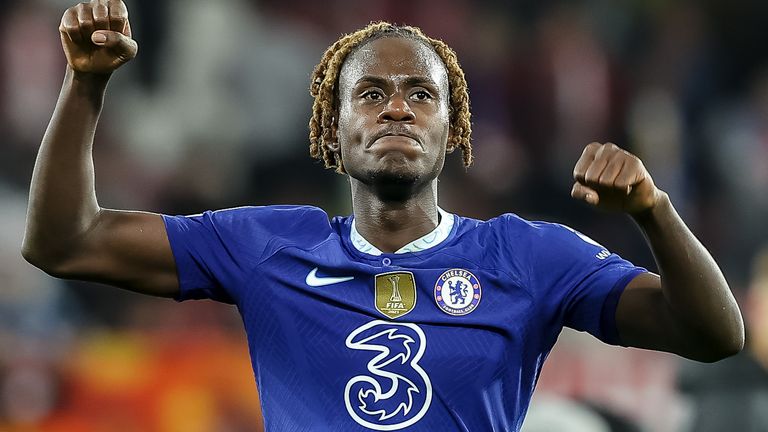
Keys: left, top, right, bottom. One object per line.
{"left": 354, "top": 75, "right": 439, "bottom": 88}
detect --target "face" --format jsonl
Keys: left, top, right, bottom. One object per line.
{"left": 335, "top": 36, "right": 451, "bottom": 195}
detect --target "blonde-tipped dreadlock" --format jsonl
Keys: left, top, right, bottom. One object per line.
{"left": 308, "top": 22, "right": 472, "bottom": 173}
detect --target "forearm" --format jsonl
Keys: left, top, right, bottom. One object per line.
{"left": 632, "top": 193, "right": 744, "bottom": 355}
{"left": 23, "top": 67, "right": 110, "bottom": 266}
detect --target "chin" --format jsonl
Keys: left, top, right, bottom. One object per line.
{"left": 366, "top": 166, "right": 423, "bottom": 201}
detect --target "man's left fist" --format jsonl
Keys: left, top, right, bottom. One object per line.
{"left": 571, "top": 142, "right": 663, "bottom": 215}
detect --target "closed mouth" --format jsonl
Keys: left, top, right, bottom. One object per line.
{"left": 368, "top": 131, "right": 422, "bottom": 149}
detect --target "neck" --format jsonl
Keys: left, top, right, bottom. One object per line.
{"left": 350, "top": 178, "right": 439, "bottom": 253}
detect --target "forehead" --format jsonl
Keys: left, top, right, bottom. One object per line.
{"left": 339, "top": 36, "right": 448, "bottom": 90}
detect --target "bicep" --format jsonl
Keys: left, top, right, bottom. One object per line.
{"left": 55, "top": 209, "right": 179, "bottom": 297}
{"left": 615, "top": 272, "right": 701, "bottom": 357}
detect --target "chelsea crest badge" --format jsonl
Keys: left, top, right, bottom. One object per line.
{"left": 434, "top": 269, "right": 481, "bottom": 316}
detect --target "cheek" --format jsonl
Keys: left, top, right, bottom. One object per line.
{"left": 336, "top": 105, "right": 364, "bottom": 165}
{"left": 428, "top": 108, "right": 451, "bottom": 146}
{"left": 337, "top": 101, "right": 364, "bottom": 141}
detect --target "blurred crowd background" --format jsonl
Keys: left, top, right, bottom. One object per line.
{"left": 1, "top": 0, "right": 767, "bottom": 431}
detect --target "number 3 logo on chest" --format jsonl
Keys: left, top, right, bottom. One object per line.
{"left": 344, "top": 320, "right": 432, "bottom": 430}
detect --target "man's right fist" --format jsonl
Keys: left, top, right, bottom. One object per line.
{"left": 59, "top": 0, "right": 138, "bottom": 75}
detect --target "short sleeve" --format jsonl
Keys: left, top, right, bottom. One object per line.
{"left": 162, "top": 207, "right": 272, "bottom": 303}
{"left": 529, "top": 222, "right": 647, "bottom": 345}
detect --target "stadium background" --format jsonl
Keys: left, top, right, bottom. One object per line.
{"left": 1, "top": 0, "right": 767, "bottom": 430}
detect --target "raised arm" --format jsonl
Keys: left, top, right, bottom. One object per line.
{"left": 22, "top": 0, "right": 179, "bottom": 297}
{"left": 571, "top": 142, "right": 744, "bottom": 362}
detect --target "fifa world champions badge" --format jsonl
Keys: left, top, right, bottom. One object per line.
{"left": 375, "top": 271, "right": 417, "bottom": 319}
{"left": 434, "top": 269, "right": 481, "bottom": 316}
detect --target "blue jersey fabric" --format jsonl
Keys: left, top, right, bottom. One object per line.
{"left": 162, "top": 205, "right": 645, "bottom": 432}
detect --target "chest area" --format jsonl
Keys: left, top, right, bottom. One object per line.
{"left": 240, "top": 245, "right": 543, "bottom": 429}
{"left": 248, "top": 243, "right": 533, "bottom": 323}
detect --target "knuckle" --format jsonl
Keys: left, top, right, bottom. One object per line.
{"left": 77, "top": 10, "right": 92, "bottom": 23}
{"left": 584, "top": 142, "right": 601, "bottom": 152}
{"left": 110, "top": 16, "right": 126, "bottom": 27}
{"left": 93, "top": 3, "right": 108, "bottom": 16}
{"left": 593, "top": 146, "right": 607, "bottom": 159}
{"left": 109, "top": 7, "right": 127, "bottom": 18}
{"left": 60, "top": 10, "right": 75, "bottom": 25}
{"left": 598, "top": 173, "right": 615, "bottom": 187}
{"left": 621, "top": 151, "right": 636, "bottom": 161}
{"left": 636, "top": 160, "right": 647, "bottom": 172}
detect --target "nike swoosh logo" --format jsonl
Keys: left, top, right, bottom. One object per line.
{"left": 305, "top": 267, "right": 354, "bottom": 287}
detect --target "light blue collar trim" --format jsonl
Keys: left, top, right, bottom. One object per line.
{"left": 350, "top": 208, "right": 455, "bottom": 256}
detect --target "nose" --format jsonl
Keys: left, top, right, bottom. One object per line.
{"left": 377, "top": 95, "right": 415, "bottom": 123}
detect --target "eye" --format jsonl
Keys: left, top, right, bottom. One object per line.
{"left": 362, "top": 90, "right": 384, "bottom": 101}
{"left": 410, "top": 90, "right": 432, "bottom": 101}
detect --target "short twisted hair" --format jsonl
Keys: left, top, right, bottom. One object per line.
{"left": 308, "top": 22, "right": 472, "bottom": 173}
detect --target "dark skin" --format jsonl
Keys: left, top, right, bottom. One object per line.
{"left": 335, "top": 37, "right": 451, "bottom": 253}
{"left": 23, "top": 0, "right": 177, "bottom": 297}
{"left": 24, "top": 0, "right": 744, "bottom": 362}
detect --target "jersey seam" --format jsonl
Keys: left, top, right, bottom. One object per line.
{"left": 235, "top": 207, "right": 335, "bottom": 300}
{"left": 426, "top": 249, "right": 534, "bottom": 301}
{"left": 239, "top": 236, "right": 342, "bottom": 293}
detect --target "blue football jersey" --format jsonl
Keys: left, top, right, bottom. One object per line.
{"left": 162, "top": 205, "right": 645, "bottom": 432}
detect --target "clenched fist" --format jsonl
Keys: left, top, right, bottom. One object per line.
{"left": 59, "top": 0, "right": 137, "bottom": 75}
{"left": 571, "top": 142, "right": 663, "bottom": 215}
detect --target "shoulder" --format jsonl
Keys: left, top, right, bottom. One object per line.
{"left": 208, "top": 204, "right": 332, "bottom": 237}
{"left": 454, "top": 212, "right": 573, "bottom": 241}
{"left": 164, "top": 204, "right": 335, "bottom": 252}
{"left": 497, "top": 214, "right": 603, "bottom": 245}
{"left": 453, "top": 212, "right": 608, "bottom": 260}
{"left": 202, "top": 205, "right": 330, "bottom": 226}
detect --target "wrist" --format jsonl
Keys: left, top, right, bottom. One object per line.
{"left": 65, "top": 66, "right": 111, "bottom": 90}
{"left": 631, "top": 190, "right": 671, "bottom": 226}
{"left": 63, "top": 66, "right": 110, "bottom": 105}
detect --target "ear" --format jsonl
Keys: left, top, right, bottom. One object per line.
{"left": 331, "top": 114, "right": 345, "bottom": 173}
{"left": 446, "top": 126, "right": 456, "bottom": 153}
{"left": 328, "top": 115, "right": 340, "bottom": 152}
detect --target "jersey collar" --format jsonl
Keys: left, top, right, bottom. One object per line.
{"left": 350, "top": 208, "right": 455, "bottom": 256}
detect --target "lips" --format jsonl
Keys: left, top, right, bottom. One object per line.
{"left": 368, "top": 128, "right": 421, "bottom": 149}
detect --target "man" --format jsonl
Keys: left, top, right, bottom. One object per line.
{"left": 23, "top": 1, "right": 744, "bottom": 430}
